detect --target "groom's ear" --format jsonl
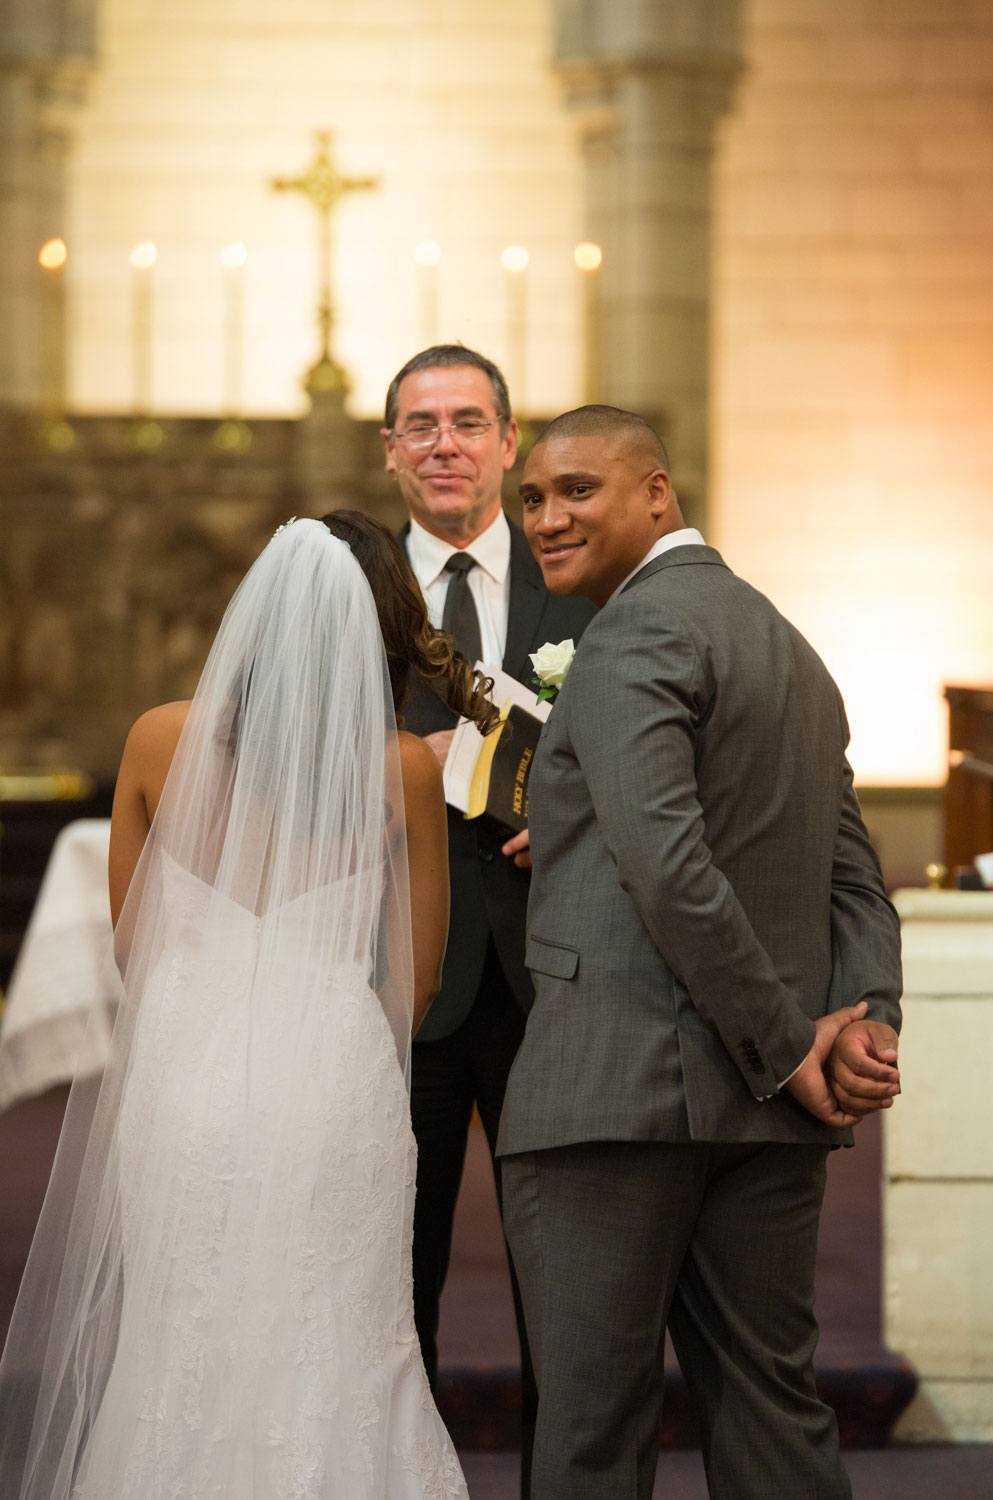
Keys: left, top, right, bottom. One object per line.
{"left": 381, "top": 428, "right": 398, "bottom": 474}
{"left": 646, "top": 468, "right": 673, "bottom": 518}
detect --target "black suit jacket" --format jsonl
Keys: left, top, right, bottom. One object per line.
{"left": 400, "top": 517, "right": 595, "bottom": 1042}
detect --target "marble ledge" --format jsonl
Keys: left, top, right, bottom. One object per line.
{"left": 892, "top": 889, "right": 993, "bottom": 922}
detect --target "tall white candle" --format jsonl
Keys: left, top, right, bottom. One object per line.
{"left": 501, "top": 245, "right": 529, "bottom": 413}
{"left": 413, "top": 241, "right": 441, "bottom": 347}
{"left": 129, "top": 241, "right": 157, "bottom": 417}
{"left": 38, "top": 238, "right": 74, "bottom": 449}
{"left": 574, "top": 241, "right": 603, "bottom": 404}
{"left": 219, "top": 242, "right": 248, "bottom": 418}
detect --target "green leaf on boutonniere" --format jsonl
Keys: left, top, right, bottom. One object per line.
{"left": 536, "top": 686, "right": 557, "bottom": 705}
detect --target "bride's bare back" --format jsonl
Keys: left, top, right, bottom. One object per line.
{"left": 109, "top": 705, "right": 449, "bottom": 1031}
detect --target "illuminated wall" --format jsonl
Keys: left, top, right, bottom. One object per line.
{"left": 65, "top": 0, "right": 584, "bottom": 420}
{"left": 712, "top": 0, "right": 993, "bottom": 785}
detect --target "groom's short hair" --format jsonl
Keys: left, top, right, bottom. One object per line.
{"left": 533, "top": 405, "right": 670, "bottom": 474}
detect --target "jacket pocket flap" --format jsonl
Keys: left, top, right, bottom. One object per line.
{"left": 526, "top": 936, "right": 579, "bottom": 980}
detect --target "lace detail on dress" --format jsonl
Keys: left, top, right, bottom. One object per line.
{"left": 70, "top": 861, "right": 467, "bottom": 1499}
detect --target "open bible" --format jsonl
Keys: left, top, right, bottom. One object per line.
{"left": 442, "top": 666, "right": 551, "bottom": 834}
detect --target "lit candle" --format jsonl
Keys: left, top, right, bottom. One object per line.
{"left": 574, "top": 241, "right": 603, "bottom": 404}
{"left": 38, "top": 238, "right": 74, "bottom": 450}
{"left": 413, "top": 240, "right": 442, "bottom": 347}
{"left": 500, "top": 245, "right": 529, "bottom": 413}
{"left": 129, "top": 241, "right": 157, "bottom": 416}
{"left": 214, "top": 242, "right": 252, "bottom": 453}
{"left": 219, "top": 242, "right": 248, "bottom": 416}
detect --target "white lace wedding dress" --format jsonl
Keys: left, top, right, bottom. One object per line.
{"left": 69, "top": 856, "right": 468, "bottom": 1500}
{"left": 0, "top": 520, "right": 468, "bottom": 1500}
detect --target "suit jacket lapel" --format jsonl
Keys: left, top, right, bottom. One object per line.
{"left": 501, "top": 519, "right": 546, "bottom": 680}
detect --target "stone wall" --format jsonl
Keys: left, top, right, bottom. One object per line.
{"left": 0, "top": 408, "right": 533, "bottom": 780}
{"left": 0, "top": 411, "right": 387, "bottom": 775}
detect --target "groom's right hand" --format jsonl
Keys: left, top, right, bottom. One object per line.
{"left": 784, "top": 1002, "right": 872, "bottom": 1128}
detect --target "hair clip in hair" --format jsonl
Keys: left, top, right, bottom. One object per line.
{"left": 272, "top": 516, "right": 298, "bottom": 539}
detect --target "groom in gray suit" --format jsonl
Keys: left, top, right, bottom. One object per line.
{"left": 497, "top": 406, "right": 903, "bottom": 1500}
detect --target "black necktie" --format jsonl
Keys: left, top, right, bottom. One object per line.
{"left": 442, "top": 552, "right": 483, "bottom": 665}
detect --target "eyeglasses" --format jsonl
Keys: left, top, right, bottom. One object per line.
{"left": 391, "top": 419, "right": 497, "bottom": 450}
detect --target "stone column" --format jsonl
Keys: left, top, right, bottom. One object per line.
{"left": 551, "top": 0, "right": 743, "bottom": 525}
{"left": 0, "top": 1, "right": 97, "bottom": 409}
{"left": 886, "top": 888, "right": 993, "bottom": 1441}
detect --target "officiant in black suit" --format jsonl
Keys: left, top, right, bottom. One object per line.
{"left": 382, "top": 346, "right": 594, "bottom": 1495}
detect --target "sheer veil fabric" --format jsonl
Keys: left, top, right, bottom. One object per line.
{"left": 0, "top": 519, "right": 468, "bottom": 1498}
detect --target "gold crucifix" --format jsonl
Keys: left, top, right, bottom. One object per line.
{"left": 270, "top": 130, "right": 379, "bottom": 394}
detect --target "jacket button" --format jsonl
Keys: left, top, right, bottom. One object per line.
{"left": 479, "top": 848, "right": 494, "bottom": 863}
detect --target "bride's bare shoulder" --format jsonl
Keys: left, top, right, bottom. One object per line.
{"left": 120, "top": 701, "right": 192, "bottom": 792}
{"left": 110, "top": 702, "right": 193, "bottom": 919}
{"left": 396, "top": 730, "right": 444, "bottom": 800}
{"left": 126, "top": 700, "right": 192, "bottom": 756}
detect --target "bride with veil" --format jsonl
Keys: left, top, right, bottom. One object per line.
{"left": 0, "top": 513, "right": 497, "bottom": 1499}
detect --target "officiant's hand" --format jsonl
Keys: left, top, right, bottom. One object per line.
{"left": 501, "top": 828, "right": 532, "bottom": 870}
{"left": 784, "top": 1001, "right": 872, "bottom": 1128}
{"left": 827, "top": 1017, "right": 900, "bottom": 1118}
{"left": 424, "top": 730, "right": 455, "bottom": 769}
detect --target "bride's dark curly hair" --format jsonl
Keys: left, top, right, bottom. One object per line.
{"left": 319, "top": 509, "right": 499, "bottom": 736}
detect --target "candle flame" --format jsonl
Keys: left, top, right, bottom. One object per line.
{"left": 501, "top": 246, "right": 529, "bottom": 273}
{"left": 39, "top": 238, "right": 68, "bottom": 270}
{"left": 220, "top": 242, "right": 248, "bottom": 269}
{"left": 574, "top": 242, "right": 602, "bottom": 272}
{"left": 130, "top": 242, "right": 157, "bottom": 270}
{"left": 413, "top": 240, "right": 442, "bottom": 267}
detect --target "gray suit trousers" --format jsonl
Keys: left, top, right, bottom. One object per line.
{"left": 502, "top": 1141, "right": 852, "bottom": 1500}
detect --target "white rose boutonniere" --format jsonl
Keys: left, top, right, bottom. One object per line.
{"left": 529, "top": 638, "right": 576, "bottom": 705}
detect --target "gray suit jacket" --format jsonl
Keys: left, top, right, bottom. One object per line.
{"left": 497, "top": 545, "right": 902, "bottom": 1154}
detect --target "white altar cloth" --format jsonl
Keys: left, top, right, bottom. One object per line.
{"left": 0, "top": 819, "right": 117, "bottom": 1112}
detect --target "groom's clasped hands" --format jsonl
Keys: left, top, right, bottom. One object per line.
{"left": 786, "top": 1000, "right": 900, "bottom": 1127}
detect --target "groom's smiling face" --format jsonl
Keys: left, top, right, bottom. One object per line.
{"left": 520, "top": 435, "right": 672, "bottom": 607}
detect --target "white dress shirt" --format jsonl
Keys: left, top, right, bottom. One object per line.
{"left": 608, "top": 527, "right": 706, "bottom": 604}
{"left": 407, "top": 510, "right": 512, "bottom": 667}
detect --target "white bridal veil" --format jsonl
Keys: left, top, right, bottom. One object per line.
{"left": 0, "top": 518, "right": 422, "bottom": 1498}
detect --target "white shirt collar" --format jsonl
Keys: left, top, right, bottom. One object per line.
{"left": 608, "top": 527, "right": 706, "bottom": 603}
{"left": 408, "top": 508, "right": 511, "bottom": 592}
